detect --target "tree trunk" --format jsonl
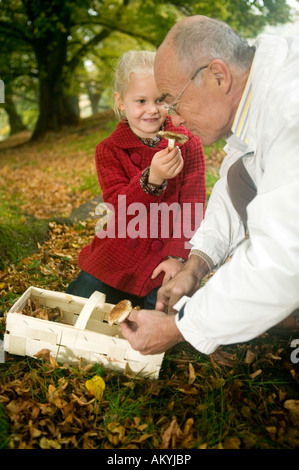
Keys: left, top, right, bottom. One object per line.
{"left": 5, "top": 96, "right": 27, "bottom": 135}
{"left": 64, "top": 95, "right": 80, "bottom": 119}
{"left": 32, "top": 76, "right": 79, "bottom": 140}
{"left": 30, "top": 10, "right": 78, "bottom": 140}
{"left": 89, "top": 93, "right": 101, "bottom": 115}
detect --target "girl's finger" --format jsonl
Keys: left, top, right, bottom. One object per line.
{"left": 160, "top": 147, "right": 182, "bottom": 164}
{"left": 166, "top": 156, "right": 184, "bottom": 175}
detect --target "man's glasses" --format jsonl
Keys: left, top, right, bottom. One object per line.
{"left": 165, "top": 64, "right": 209, "bottom": 116}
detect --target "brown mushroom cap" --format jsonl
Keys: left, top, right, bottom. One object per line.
{"left": 108, "top": 299, "right": 133, "bottom": 326}
{"left": 157, "top": 131, "right": 188, "bottom": 145}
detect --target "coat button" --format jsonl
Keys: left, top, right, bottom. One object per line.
{"left": 151, "top": 240, "right": 164, "bottom": 252}
{"left": 126, "top": 238, "right": 139, "bottom": 249}
{"left": 131, "top": 153, "right": 142, "bottom": 165}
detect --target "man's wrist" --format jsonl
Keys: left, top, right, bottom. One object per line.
{"left": 188, "top": 250, "right": 214, "bottom": 273}
{"left": 167, "top": 314, "right": 185, "bottom": 345}
{"left": 182, "top": 254, "right": 210, "bottom": 289}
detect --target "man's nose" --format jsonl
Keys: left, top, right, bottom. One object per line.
{"left": 171, "top": 114, "right": 186, "bottom": 127}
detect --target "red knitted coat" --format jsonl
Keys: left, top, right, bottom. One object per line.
{"left": 78, "top": 118, "right": 206, "bottom": 297}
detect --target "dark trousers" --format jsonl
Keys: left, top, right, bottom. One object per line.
{"left": 66, "top": 270, "right": 158, "bottom": 310}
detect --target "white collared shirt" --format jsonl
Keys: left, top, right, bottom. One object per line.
{"left": 176, "top": 34, "right": 299, "bottom": 354}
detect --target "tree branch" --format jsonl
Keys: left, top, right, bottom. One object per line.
{"left": 67, "top": 28, "right": 112, "bottom": 71}
{"left": 77, "top": 19, "right": 159, "bottom": 46}
{"left": 0, "top": 20, "right": 33, "bottom": 45}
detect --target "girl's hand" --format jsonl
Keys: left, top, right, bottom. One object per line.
{"left": 149, "top": 146, "right": 184, "bottom": 185}
{"left": 151, "top": 257, "right": 185, "bottom": 284}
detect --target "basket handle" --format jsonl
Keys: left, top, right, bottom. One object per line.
{"left": 74, "top": 291, "right": 106, "bottom": 330}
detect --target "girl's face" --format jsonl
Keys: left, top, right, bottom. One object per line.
{"left": 115, "top": 73, "right": 167, "bottom": 139}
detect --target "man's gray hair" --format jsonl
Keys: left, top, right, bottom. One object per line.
{"left": 172, "top": 16, "right": 255, "bottom": 76}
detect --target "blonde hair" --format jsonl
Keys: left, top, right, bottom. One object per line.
{"left": 113, "top": 50, "right": 156, "bottom": 120}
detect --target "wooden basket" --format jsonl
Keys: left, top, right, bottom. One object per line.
{"left": 4, "top": 287, "right": 164, "bottom": 378}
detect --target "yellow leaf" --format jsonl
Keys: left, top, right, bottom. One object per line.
{"left": 244, "top": 349, "right": 256, "bottom": 365}
{"left": 107, "top": 422, "right": 126, "bottom": 445}
{"left": 249, "top": 369, "right": 262, "bottom": 379}
{"left": 85, "top": 375, "right": 105, "bottom": 400}
{"left": 39, "top": 437, "right": 61, "bottom": 449}
{"left": 284, "top": 399, "right": 299, "bottom": 425}
{"left": 223, "top": 437, "right": 241, "bottom": 449}
{"left": 188, "top": 362, "right": 196, "bottom": 385}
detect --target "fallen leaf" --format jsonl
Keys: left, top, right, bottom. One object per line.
{"left": 244, "top": 349, "right": 256, "bottom": 365}
{"left": 85, "top": 375, "right": 105, "bottom": 400}
{"left": 249, "top": 369, "right": 262, "bottom": 379}
{"left": 107, "top": 422, "right": 126, "bottom": 446}
{"left": 284, "top": 399, "right": 299, "bottom": 425}
{"left": 34, "top": 349, "right": 59, "bottom": 369}
{"left": 177, "top": 385, "right": 198, "bottom": 395}
{"left": 265, "top": 352, "right": 282, "bottom": 361}
{"left": 210, "top": 350, "right": 236, "bottom": 368}
{"left": 265, "top": 426, "right": 277, "bottom": 440}
{"left": 183, "top": 417, "right": 193, "bottom": 436}
{"left": 278, "top": 390, "right": 288, "bottom": 402}
{"left": 223, "top": 437, "right": 241, "bottom": 449}
{"left": 39, "top": 437, "right": 61, "bottom": 449}
{"left": 188, "top": 362, "right": 196, "bottom": 385}
{"left": 28, "top": 419, "right": 42, "bottom": 438}
{"left": 47, "top": 384, "right": 66, "bottom": 408}
{"left": 124, "top": 362, "right": 138, "bottom": 379}
{"left": 160, "top": 416, "right": 183, "bottom": 449}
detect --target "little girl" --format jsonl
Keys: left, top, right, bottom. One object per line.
{"left": 67, "top": 50, "right": 206, "bottom": 309}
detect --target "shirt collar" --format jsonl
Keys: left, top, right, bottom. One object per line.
{"left": 231, "top": 67, "right": 253, "bottom": 146}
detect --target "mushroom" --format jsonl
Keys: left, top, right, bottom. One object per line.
{"left": 108, "top": 299, "right": 134, "bottom": 326}
{"left": 157, "top": 131, "right": 188, "bottom": 151}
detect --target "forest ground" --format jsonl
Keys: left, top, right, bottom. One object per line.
{"left": 0, "top": 112, "right": 298, "bottom": 451}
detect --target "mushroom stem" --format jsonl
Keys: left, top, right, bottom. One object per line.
{"left": 168, "top": 138, "right": 176, "bottom": 151}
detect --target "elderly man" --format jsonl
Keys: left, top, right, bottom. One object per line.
{"left": 120, "top": 15, "right": 299, "bottom": 355}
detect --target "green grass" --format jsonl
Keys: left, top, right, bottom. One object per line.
{"left": 0, "top": 404, "right": 9, "bottom": 449}
{"left": 0, "top": 188, "right": 26, "bottom": 225}
{"left": 71, "top": 172, "right": 99, "bottom": 196}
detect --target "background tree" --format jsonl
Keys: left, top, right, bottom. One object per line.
{"left": 0, "top": 0, "right": 296, "bottom": 139}
{"left": 0, "top": 0, "right": 178, "bottom": 139}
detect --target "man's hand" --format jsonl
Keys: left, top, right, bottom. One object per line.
{"left": 155, "top": 255, "right": 210, "bottom": 313}
{"left": 120, "top": 309, "right": 184, "bottom": 355}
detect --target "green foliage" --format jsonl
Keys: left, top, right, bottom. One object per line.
{"left": 0, "top": 403, "right": 9, "bottom": 449}
{"left": 0, "top": 0, "right": 295, "bottom": 137}
{"left": 167, "top": 0, "right": 295, "bottom": 37}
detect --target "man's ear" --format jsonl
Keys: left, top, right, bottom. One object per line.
{"left": 114, "top": 92, "right": 125, "bottom": 111}
{"left": 209, "top": 59, "right": 232, "bottom": 93}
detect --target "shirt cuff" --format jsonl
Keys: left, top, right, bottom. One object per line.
{"left": 189, "top": 249, "right": 215, "bottom": 272}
